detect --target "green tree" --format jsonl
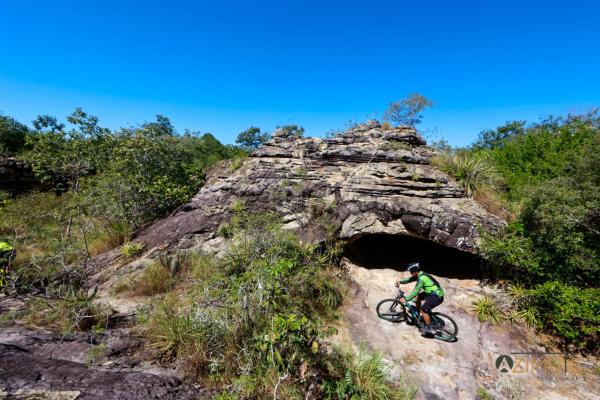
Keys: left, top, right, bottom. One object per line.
{"left": 0, "top": 115, "right": 29, "bottom": 155}
{"left": 473, "top": 120, "right": 526, "bottom": 150}
{"left": 384, "top": 93, "right": 433, "bottom": 126}
{"left": 236, "top": 126, "right": 270, "bottom": 150}
{"left": 25, "top": 110, "right": 113, "bottom": 188}
{"left": 97, "top": 134, "right": 200, "bottom": 224}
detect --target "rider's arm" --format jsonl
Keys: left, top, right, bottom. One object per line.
{"left": 398, "top": 275, "right": 417, "bottom": 285}
{"left": 404, "top": 276, "right": 424, "bottom": 302}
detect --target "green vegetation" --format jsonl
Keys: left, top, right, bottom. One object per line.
{"left": 138, "top": 213, "right": 411, "bottom": 398}
{"left": 451, "top": 111, "right": 600, "bottom": 352}
{"left": 1, "top": 109, "right": 243, "bottom": 298}
{"left": 0, "top": 114, "right": 29, "bottom": 154}
{"left": 384, "top": 93, "right": 432, "bottom": 127}
{"left": 472, "top": 296, "right": 503, "bottom": 325}
{"left": 236, "top": 126, "right": 270, "bottom": 151}
{"left": 434, "top": 150, "right": 502, "bottom": 197}
{"left": 120, "top": 242, "right": 145, "bottom": 259}
{"left": 476, "top": 387, "right": 495, "bottom": 400}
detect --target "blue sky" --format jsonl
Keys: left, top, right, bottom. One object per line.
{"left": 1, "top": 1, "right": 599, "bottom": 146}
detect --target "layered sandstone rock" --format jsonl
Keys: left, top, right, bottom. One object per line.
{"left": 123, "top": 120, "right": 503, "bottom": 260}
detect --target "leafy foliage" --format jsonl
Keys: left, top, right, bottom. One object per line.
{"left": 0, "top": 114, "right": 29, "bottom": 154}
{"left": 434, "top": 150, "right": 503, "bottom": 197}
{"left": 474, "top": 111, "right": 600, "bottom": 349}
{"left": 384, "top": 93, "right": 432, "bottom": 127}
{"left": 521, "top": 282, "right": 599, "bottom": 351}
{"left": 236, "top": 126, "right": 270, "bottom": 151}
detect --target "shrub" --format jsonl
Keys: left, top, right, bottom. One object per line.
{"left": 472, "top": 296, "right": 504, "bottom": 325}
{"left": 121, "top": 261, "right": 174, "bottom": 296}
{"left": 24, "top": 289, "right": 111, "bottom": 337}
{"left": 323, "top": 346, "right": 416, "bottom": 400}
{"left": 0, "top": 115, "right": 29, "bottom": 154}
{"left": 120, "top": 242, "right": 145, "bottom": 259}
{"left": 521, "top": 281, "right": 600, "bottom": 351}
{"left": 476, "top": 387, "right": 495, "bottom": 400}
{"left": 434, "top": 150, "right": 503, "bottom": 197}
{"left": 141, "top": 214, "right": 350, "bottom": 396}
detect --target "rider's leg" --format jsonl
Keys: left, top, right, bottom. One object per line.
{"left": 421, "top": 309, "right": 431, "bottom": 325}
{"left": 421, "top": 294, "right": 443, "bottom": 328}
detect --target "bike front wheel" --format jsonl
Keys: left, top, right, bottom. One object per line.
{"left": 376, "top": 299, "right": 406, "bottom": 322}
{"left": 431, "top": 312, "right": 458, "bottom": 341}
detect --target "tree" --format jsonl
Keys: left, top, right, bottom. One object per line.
{"left": 140, "top": 114, "right": 175, "bottom": 137}
{"left": 276, "top": 124, "right": 305, "bottom": 138}
{"left": 0, "top": 115, "right": 29, "bottom": 154}
{"left": 384, "top": 93, "right": 432, "bottom": 126}
{"left": 236, "top": 126, "right": 270, "bottom": 150}
{"left": 473, "top": 120, "right": 526, "bottom": 150}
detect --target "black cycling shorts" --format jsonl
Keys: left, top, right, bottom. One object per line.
{"left": 418, "top": 292, "right": 444, "bottom": 313}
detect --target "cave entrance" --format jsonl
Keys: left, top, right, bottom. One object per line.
{"left": 343, "top": 233, "right": 484, "bottom": 279}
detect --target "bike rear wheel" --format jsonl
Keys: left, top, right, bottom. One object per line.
{"left": 431, "top": 312, "right": 458, "bottom": 341}
{"left": 376, "top": 299, "right": 406, "bottom": 322}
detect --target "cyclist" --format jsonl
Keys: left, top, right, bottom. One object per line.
{"left": 0, "top": 240, "right": 15, "bottom": 287}
{"left": 395, "top": 262, "right": 444, "bottom": 335}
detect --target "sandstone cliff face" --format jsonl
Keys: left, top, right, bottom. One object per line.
{"left": 126, "top": 120, "right": 504, "bottom": 260}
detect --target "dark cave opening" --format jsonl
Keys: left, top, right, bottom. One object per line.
{"left": 343, "top": 233, "right": 485, "bottom": 280}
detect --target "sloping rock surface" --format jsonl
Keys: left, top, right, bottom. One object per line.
{"left": 0, "top": 326, "right": 207, "bottom": 400}
{"left": 96, "top": 121, "right": 503, "bottom": 268}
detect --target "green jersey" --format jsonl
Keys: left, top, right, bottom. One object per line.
{"left": 399, "top": 271, "right": 444, "bottom": 301}
{"left": 0, "top": 242, "right": 14, "bottom": 253}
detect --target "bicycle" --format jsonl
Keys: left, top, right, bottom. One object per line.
{"left": 376, "top": 289, "right": 458, "bottom": 342}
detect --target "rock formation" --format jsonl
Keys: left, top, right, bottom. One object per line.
{"left": 113, "top": 120, "right": 503, "bottom": 266}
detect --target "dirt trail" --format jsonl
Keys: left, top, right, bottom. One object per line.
{"left": 334, "top": 259, "right": 599, "bottom": 400}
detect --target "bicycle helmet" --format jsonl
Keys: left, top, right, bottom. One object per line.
{"left": 406, "top": 262, "right": 420, "bottom": 273}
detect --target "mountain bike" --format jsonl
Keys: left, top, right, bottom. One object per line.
{"left": 376, "top": 289, "right": 458, "bottom": 342}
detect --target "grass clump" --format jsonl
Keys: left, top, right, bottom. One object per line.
{"left": 323, "top": 346, "right": 416, "bottom": 400}
{"left": 433, "top": 150, "right": 502, "bottom": 197}
{"left": 120, "top": 241, "right": 145, "bottom": 259}
{"left": 476, "top": 387, "right": 495, "bottom": 400}
{"left": 24, "top": 289, "right": 111, "bottom": 337}
{"left": 126, "top": 261, "right": 174, "bottom": 296}
{"left": 472, "top": 296, "right": 504, "bottom": 325}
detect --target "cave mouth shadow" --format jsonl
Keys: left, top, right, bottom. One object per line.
{"left": 343, "top": 233, "right": 486, "bottom": 280}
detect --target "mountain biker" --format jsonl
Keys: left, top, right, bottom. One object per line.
{"left": 0, "top": 240, "right": 15, "bottom": 287}
{"left": 395, "top": 262, "right": 444, "bottom": 335}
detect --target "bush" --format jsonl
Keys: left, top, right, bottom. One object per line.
{"left": 521, "top": 281, "right": 599, "bottom": 351}
{"left": 120, "top": 242, "right": 145, "bottom": 259}
{"left": 141, "top": 214, "right": 351, "bottom": 396}
{"left": 434, "top": 150, "right": 502, "bottom": 197}
{"left": 472, "top": 296, "right": 504, "bottom": 325}
{"left": 0, "top": 115, "right": 28, "bottom": 154}
{"left": 119, "top": 261, "right": 174, "bottom": 296}
{"left": 24, "top": 289, "right": 111, "bottom": 337}
{"left": 323, "top": 346, "right": 416, "bottom": 400}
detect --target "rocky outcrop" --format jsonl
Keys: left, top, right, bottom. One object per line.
{"left": 0, "top": 155, "right": 45, "bottom": 194}
{"left": 100, "top": 120, "right": 504, "bottom": 269}
{"left": 0, "top": 326, "right": 208, "bottom": 399}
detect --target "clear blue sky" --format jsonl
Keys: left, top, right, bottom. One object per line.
{"left": 1, "top": 0, "right": 599, "bottom": 146}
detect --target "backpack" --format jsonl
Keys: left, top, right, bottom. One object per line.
{"left": 421, "top": 272, "right": 443, "bottom": 291}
